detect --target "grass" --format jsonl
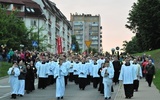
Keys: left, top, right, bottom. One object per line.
{"left": 133, "top": 49, "right": 160, "bottom": 91}
{"left": 0, "top": 61, "right": 12, "bottom": 77}
{"left": 153, "top": 69, "right": 160, "bottom": 91}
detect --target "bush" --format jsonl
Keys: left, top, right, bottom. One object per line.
{"left": 0, "top": 61, "right": 12, "bottom": 77}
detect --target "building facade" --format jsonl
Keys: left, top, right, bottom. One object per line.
{"left": 70, "top": 13, "right": 103, "bottom": 53}
{"left": 0, "top": 0, "right": 72, "bottom": 54}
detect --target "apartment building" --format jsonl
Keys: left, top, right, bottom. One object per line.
{"left": 70, "top": 13, "right": 103, "bottom": 52}
{"left": 0, "top": 0, "right": 72, "bottom": 54}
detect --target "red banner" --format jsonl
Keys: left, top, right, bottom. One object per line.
{"left": 56, "top": 36, "right": 62, "bottom": 54}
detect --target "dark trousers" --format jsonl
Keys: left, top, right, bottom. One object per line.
{"left": 38, "top": 78, "right": 47, "bottom": 89}
{"left": 93, "top": 77, "right": 100, "bottom": 88}
{"left": 69, "top": 73, "right": 74, "bottom": 82}
{"left": 79, "top": 78, "right": 86, "bottom": 90}
{"left": 124, "top": 84, "right": 134, "bottom": 98}
{"left": 65, "top": 76, "right": 68, "bottom": 86}
{"left": 74, "top": 75, "right": 79, "bottom": 84}
{"left": 146, "top": 74, "right": 153, "bottom": 86}
{"left": 133, "top": 80, "right": 139, "bottom": 91}
{"left": 48, "top": 75, "right": 54, "bottom": 85}
{"left": 86, "top": 75, "right": 91, "bottom": 85}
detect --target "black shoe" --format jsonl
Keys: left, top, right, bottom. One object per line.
{"left": 125, "top": 97, "right": 128, "bottom": 99}
{"left": 57, "top": 97, "right": 60, "bottom": 100}
{"left": 11, "top": 94, "right": 16, "bottom": 99}
{"left": 61, "top": 96, "right": 63, "bottom": 99}
{"left": 108, "top": 97, "right": 111, "bottom": 99}
{"left": 20, "top": 94, "right": 23, "bottom": 97}
{"left": 26, "top": 90, "right": 30, "bottom": 94}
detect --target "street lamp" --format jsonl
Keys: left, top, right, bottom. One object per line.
{"left": 37, "top": 13, "right": 44, "bottom": 51}
{"left": 116, "top": 46, "right": 120, "bottom": 60}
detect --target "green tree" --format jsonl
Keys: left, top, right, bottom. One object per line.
{"left": 88, "top": 47, "right": 98, "bottom": 55}
{"left": 0, "top": 7, "right": 29, "bottom": 51}
{"left": 125, "top": 0, "right": 160, "bottom": 52}
{"left": 27, "top": 26, "right": 48, "bottom": 51}
{"left": 0, "top": 6, "right": 48, "bottom": 51}
{"left": 71, "top": 35, "right": 80, "bottom": 53}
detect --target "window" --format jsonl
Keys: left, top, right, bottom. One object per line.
{"left": 26, "top": 8, "right": 30, "bottom": 12}
{"left": 30, "top": 8, "right": 35, "bottom": 13}
{"left": 31, "top": 20, "right": 36, "bottom": 26}
{"left": 13, "top": 4, "right": 22, "bottom": 11}
{"left": 1, "top": 3, "right": 10, "bottom": 9}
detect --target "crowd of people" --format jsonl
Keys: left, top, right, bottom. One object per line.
{"left": 3, "top": 49, "right": 155, "bottom": 99}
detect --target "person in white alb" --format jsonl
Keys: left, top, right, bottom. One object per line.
{"left": 8, "top": 61, "right": 20, "bottom": 99}
{"left": 132, "top": 58, "right": 142, "bottom": 91}
{"left": 119, "top": 57, "right": 136, "bottom": 99}
{"left": 54, "top": 58, "right": 67, "bottom": 100}
{"left": 101, "top": 60, "right": 114, "bottom": 100}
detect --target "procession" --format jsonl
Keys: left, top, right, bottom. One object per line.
{"left": 5, "top": 50, "right": 155, "bottom": 100}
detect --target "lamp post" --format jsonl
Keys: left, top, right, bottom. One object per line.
{"left": 116, "top": 46, "right": 120, "bottom": 60}
{"left": 37, "top": 13, "right": 44, "bottom": 51}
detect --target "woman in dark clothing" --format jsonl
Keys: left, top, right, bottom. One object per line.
{"left": 25, "top": 64, "right": 35, "bottom": 93}
{"left": 30, "top": 61, "right": 37, "bottom": 90}
{"left": 98, "top": 63, "right": 105, "bottom": 94}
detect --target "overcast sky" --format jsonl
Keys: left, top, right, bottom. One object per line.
{"left": 51, "top": 0, "right": 137, "bottom": 53}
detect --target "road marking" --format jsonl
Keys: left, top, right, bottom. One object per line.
{"left": 0, "top": 82, "right": 38, "bottom": 99}
{"left": 0, "top": 85, "right": 10, "bottom": 88}
{"left": 0, "top": 92, "right": 10, "bottom": 99}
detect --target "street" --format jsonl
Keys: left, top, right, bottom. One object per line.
{"left": 0, "top": 77, "right": 119, "bottom": 100}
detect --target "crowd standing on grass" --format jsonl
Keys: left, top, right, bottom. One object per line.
{"left": 0, "top": 48, "right": 155, "bottom": 99}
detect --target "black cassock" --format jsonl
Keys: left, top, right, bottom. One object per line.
{"left": 25, "top": 68, "right": 35, "bottom": 92}
{"left": 112, "top": 60, "right": 121, "bottom": 84}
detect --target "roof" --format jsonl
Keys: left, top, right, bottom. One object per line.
{"left": 21, "top": 0, "right": 41, "bottom": 9}
{"left": 0, "top": 0, "right": 24, "bottom": 4}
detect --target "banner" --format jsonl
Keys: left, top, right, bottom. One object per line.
{"left": 56, "top": 36, "right": 62, "bottom": 54}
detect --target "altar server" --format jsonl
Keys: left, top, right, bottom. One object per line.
{"left": 8, "top": 61, "right": 20, "bottom": 99}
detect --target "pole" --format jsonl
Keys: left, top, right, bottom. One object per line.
{"left": 38, "top": 17, "right": 39, "bottom": 51}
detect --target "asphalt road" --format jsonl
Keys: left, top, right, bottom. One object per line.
{"left": 0, "top": 77, "right": 119, "bottom": 100}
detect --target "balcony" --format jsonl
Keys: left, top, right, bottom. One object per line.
{"left": 100, "top": 35, "right": 102, "bottom": 38}
{"left": 48, "top": 18, "right": 52, "bottom": 25}
{"left": 48, "top": 31, "right": 51, "bottom": 36}
{"left": 56, "top": 23, "right": 60, "bottom": 29}
{"left": 63, "top": 27, "right": 65, "bottom": 31}
{"left": 100, "top": 44, "right": 102, "bottom": 47}
{"left": 90, "top": 23, "right": 99, "bottom": 27}
{"left": 74, "top": 22, "right": 83, "bottom": 26}
{"left": 100, "top": 26, "right": 102, "bottom": 29}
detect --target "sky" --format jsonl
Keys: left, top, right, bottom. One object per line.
{"left": 52, "top": 0, "right": 137, "bottom": 53}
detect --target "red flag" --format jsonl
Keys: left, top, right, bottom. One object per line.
{"left": 56, "top": 36, "right": 62, "bottom": 54}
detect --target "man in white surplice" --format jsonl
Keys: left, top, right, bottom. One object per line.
{"left": 8, "top": 61, "right": 20, "bottom": 99}
{"left": 101, "top": 60, "right": 114, "bottom": 100}
{"left": 54, "top": 58, "right": 67, "bottom": 100}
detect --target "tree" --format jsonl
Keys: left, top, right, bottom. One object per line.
{"left": 71, "top": 35, "right": 80, "bottom": 53}
{"left": 0, "top": 7, "right": 29, "bottom": 51}
{"left": 0, "top": 6, "right": 48, "bottom": 51}
{"left": 88, "top": 47, "right": 98, "bottom": 55}
{"left": 125, "top": 0, "right": 160, "bottom": 52}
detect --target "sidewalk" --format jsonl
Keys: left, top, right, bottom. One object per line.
{"left": 114, "top": 79, "right": 160, "bottom": 100}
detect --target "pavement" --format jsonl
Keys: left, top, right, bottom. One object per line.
{"left": 0, "top": 76, "right": 160, "bottom": 100}
{"left": 0, "top": 77, "right": 119, "bottom": 100}
{"left": 115, "top": 78, "right": 160, "bottom": 100}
